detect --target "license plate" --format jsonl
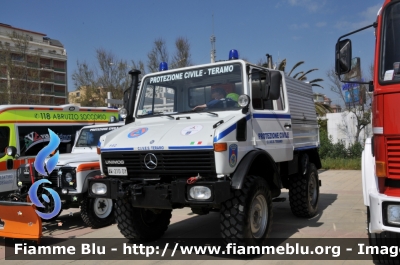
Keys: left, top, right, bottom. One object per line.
{"left": 107, "top": 167, "right": 128, "bottom": 176}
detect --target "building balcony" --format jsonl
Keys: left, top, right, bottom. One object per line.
{"left": 54, "top": 91, "right": 66, "bottom": 97}
{"left": 40, "top": 78, "right": 53, "bottom": 83}
{"left": 40, "top": 64, "right": 53, "bottom": 71}
{"left": 54, "top": 80, "right": 65, "bottom": 84}
{"left": 27, "top": 62, "right": 39, "bottom": 68}
{"left": 53, "top": 67, "right": 65, "bottom": 72}
{"left": 41, "top": 90, "right": 54, "bottom": 96}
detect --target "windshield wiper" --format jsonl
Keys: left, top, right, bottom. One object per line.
{"left": 205, "top": 111, "right": 218, "bottom": 117}
{"left": 138, "top": 112, "right": 175, "bottom": 119}
{"left": 176, "top": 109, "right": 218, "bottom": 117}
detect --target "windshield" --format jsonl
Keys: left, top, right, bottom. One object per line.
{"left": 381, "top": 2, "right": 400, "bottom": 83}
{"left": 75, "top": 126, "right": 121, "bottom": 147}
{"left": 137, "top": 63, "right": 243, "bottom": 117}
{"left": 0, "top": 126, "right": 10, "bottom": 158}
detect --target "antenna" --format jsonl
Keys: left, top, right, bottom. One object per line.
{"left": 210, "top": 14, "right": 216, "bottom": 63}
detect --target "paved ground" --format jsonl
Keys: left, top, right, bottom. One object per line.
{"left": 1, "top": 170, "right": 374, "bottom": 264}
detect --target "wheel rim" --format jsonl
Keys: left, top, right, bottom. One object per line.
{"left": 250, "top": 194, "right": 268, "bottom": 238}
{"left": 93, "top": 198, "right": 113, "bottom": 218}
{"left": 309, "top": 173, "right": 318, "bottom": 206}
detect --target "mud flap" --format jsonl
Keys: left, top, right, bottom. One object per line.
{"left": 0, "top": 201, "right": 42, "bottom": 242}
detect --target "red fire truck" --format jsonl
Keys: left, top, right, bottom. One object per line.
{"left": 336, "top": 0, "right": 400, "bottom": 263}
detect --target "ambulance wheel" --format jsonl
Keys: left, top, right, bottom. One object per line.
{"left": 289, "top": 163, "right": 319, "bottom": 217}
{"left": 81, "top": 197, "right": 115, "bottom": 228}
{"left": 367, "top": 207, "right": 400, "bottom": 264}
{"left": 220, "top": 175, "right": 273, "bottom": 246}
{"left": 115, "top": 198, "right": 172, "bottom": 241}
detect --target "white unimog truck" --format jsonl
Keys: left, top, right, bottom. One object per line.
{"left": 14, "top": 120, "right": 123, "bottom": 228}
{"left": 89, "top": 51, "right": 321, "bottom": 246}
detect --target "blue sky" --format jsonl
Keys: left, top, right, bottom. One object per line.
{"left": 1, "top": 0, "right": 383, "bottom": 105}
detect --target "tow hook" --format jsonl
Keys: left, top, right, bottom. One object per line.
{"left": 187, "top": 173, "right": 202, "bottom": 184}
{"left": 129, "top": 184, "right": 143, "bottom": 200}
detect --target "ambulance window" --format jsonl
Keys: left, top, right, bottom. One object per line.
{"left": 0, "top": 127, "right": 10, "bottom": 158}
{"left": 17, "top": 126, "right": 84, "bottom": 157}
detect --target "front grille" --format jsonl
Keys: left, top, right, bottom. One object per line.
{"left": 102, "top": 150, "right": 216, "bottom": 176}
{"left": 387, "top": 137, "right": 400, "bottom": 179}
{"left": 47, "top": 172, "right": 60, "bottom": 188}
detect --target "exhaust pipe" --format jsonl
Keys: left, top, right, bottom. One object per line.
{"left": 124, "top": 69, "right": 141, "bottom": 125}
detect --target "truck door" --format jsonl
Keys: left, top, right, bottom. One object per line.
{"left": 0, "top": 125, "right": 18, "bottom": 194}
{"left": 249, "top": 68, "right": 293, "bottom": 162}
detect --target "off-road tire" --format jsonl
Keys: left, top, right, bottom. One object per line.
{"left": 81, "top": 197, "right": 115, "bottom": 228}
{"left": 289, "top": 163, "right": 319, "bottom": 217}
{"left": 220, "top": 176, "right": 272, "bottom": 246}
{"left": 367, "top": 207, "right": 400, "bottom": 264}
{"left": 115, "top": 198, "right": 172, "bottom": 241}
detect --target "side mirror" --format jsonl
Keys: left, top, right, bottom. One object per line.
{"left": 264, "top": 71, "right": 281, "bottom": 100}
{"left": 6, "top": 146, "right": 17, "bottom": 158}
{"left": 335, "top": 39, "right": 352, "bottom": 75}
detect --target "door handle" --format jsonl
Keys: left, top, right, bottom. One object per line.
{"left": 284, "top": 123, "right": 291, "bottom": 129}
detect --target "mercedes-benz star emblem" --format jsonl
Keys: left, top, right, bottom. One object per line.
{"left": 144, "top": 153, "right": 157, "bottom": 170}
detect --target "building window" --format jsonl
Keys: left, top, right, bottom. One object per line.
{"left": 76, "top": 92, "right": 80, "bottom": 97}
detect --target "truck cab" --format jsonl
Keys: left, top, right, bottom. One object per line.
{"left": 335, "top": 0, "right": 400, "bottom": 263}
{"left": 89, "top": 53, "right": 321, "bottom": 246}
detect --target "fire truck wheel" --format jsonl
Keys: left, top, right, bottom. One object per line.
{"left": 367, "top": 207, "right": 400, "bottom": 264}
{"left": 220, "top": 176, "right": 272, "bottom": 247}
{"left": 81, "top": 197, "right": 115, "bottom": 228}
{"left": 115, "top": 198, "right": 172, "bottom": 241}
{"left": 289, "top": 163, "right": 319, "bottom": 218}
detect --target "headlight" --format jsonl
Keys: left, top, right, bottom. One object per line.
{"left": 189, "top": 186, "right": 211, "bottom": 200}
{"left": 6, "top": 146, "right": 16, "bottom": 156}
{"left": 65, "top": 172, "right": 73, "bottom": 182}
{"left": 6, "top": 147, "right": 13, "bottom": 156}
{"left": 92, "top": 183, "right": 107, "bottom": 195}
{"left": 119, "top": 108, "right": 128, "bottom": 119}
{"left": 238, "top": 94, "right": 250, "bottom": 108}
{"left": 387, "top": 205, "right": 400, "bottom": 225}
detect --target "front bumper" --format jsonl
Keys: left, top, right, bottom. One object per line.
{"left": 369, "top": 192, "right": 400, "bottom": 233}
{"left": 88, "top": 178, "right": 232, "bottom": 209}
{"left": 58, "top": 190, "right": 85, "bottom": 202}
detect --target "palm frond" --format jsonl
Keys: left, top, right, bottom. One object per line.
{"left": 292, "top": 71, "right": 304, "bottom": 79}
{"left": 309, "top": 78, "right": 324, "bottom": 83}
{"left": 278, "top": 59, "right": 286, "bottom": 71}
{"left": 288, "top": 61, "right": 304, "bottom": 76}
{"left": 315, "top": 102, "right": 332, "bottom": 116}
{"left": 311, "top": 83, "right": 324, "bottom": 89}
{"left": 297, "top": 68, "right": 318, "bottom": 80}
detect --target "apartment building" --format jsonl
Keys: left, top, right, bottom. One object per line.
{"left": 0, "top": 23, "right": 67, "bottom": 104}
